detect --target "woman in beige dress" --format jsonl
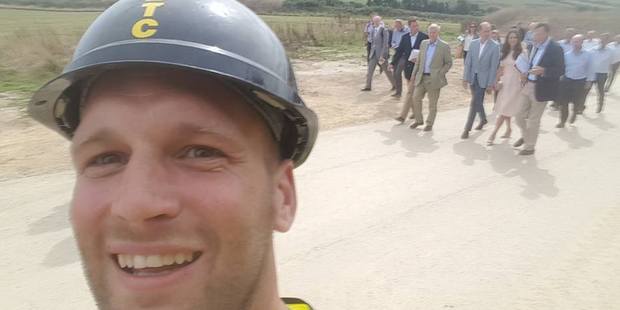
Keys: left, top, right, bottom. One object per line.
{"left": 488, "top": 30, "right": 528, "bottom": 145}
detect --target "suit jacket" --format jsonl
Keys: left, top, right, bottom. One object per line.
{"left": 529, "top": 40, "right": 565, "bottom": 102}
{"left": 463, "top": 39, "right": 501, "bottom": 88}
{"left": 391, "top": 31, "right": 429, "bottom": 80}
{"left": 369, "top": 26, "right": 390, "bottom": 60}
{"left": 411, "top": 39, "right": 453, "bottom": 90}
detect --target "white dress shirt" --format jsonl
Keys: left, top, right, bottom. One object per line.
{"left": 479, "top": 39, "right": 488, "bottom": 58}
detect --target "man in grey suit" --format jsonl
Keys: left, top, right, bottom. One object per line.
{"left": 461, "top": 22, "right": 500, "bottom": 139}
{"left": 362, "top": 15, "right": 395, "bottom": 91}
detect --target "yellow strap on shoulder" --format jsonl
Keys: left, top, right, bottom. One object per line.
{"left": 287, "top": 303, "right": 311, "bottom": 310}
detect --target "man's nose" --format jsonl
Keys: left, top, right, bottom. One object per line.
{"left": 111, "top": 154, "right": 181, "bottom": 223}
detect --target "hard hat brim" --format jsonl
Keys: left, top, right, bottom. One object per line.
{"left": 29, "top": 39, "right": 318, "bottom": 167}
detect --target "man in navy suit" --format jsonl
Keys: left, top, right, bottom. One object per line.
{"left": 461, "top": 22, "right": 500, "bottom": 139}
{"left": 514, "top": 23, "right": 565, "bottom": 155}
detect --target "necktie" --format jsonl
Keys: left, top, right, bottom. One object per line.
{"left": 529, "top": 46, "right": 539, "bottom": 68}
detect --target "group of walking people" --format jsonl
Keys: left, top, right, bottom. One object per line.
{"left": 363, "top": 16, "right": 620, "bottom": 155}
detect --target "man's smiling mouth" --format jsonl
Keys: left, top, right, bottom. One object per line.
{"left": 113, "top": 252, "right": 202, "bottom": 276}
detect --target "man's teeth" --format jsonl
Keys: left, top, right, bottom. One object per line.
{"left": 117, "top": 253, "right": 195, "bottom": 269}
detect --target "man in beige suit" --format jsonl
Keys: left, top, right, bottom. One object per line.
{"left": 409, "top": 24, "right": 453, "bottom": 131}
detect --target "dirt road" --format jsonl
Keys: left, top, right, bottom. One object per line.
{"left": 0, "top": 58, "right": 472, "bottom": 181}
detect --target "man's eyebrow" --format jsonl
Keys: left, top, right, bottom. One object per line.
{"left": 174, "top": 122, "right": 238, "bottom": 141}
{"left": 71, "top": 128, "right": 119, "bottom": 155}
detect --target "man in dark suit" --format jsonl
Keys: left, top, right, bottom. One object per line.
{"left": 391, "top": 18, "right": 429, "bottom": 121}
{"left": 390, "top": 18, "right": 428, "bottom": 97}
{"left": 514, "top": 23, "right": 565, "bottom": 155}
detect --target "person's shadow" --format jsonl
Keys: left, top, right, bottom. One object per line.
{"left": 376, "top": 124, "right": 439, "bottom": 157}
{"left": 488, "top": 144, "right": 559, "bottom": 200}
{"left": 28, "top": 203, "right": 70, "bottom": 235}
{"left": 452, "top": 131, "right": 489, "bottom": 165}
{"left": 582, "top": 114, "right": 615, "bottom": 131}
{"left": 555, "top": 127, "right": 594, "bottom": 149}
{"left": 27, "top": 202, "right": 80, "bottom": 267}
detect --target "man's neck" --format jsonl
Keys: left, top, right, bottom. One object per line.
{"left": 480, "top": 38, "right": 488, "bottom": 44}
{"left": 246, "top": 251, "right": 287, "bottom": 310}
{"left": 411, "top": 31, "right": 418, "bottom": 36}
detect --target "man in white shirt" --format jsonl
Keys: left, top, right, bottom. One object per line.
{"left": 586, "top": 33, "right": 614, "bottom": 113}
{"left": 583, "top": 30, "right": 601, "bottom": 51}
{"left": 556, "top": 34, "right": 595, "bottom": 127}
{"left": 605, "top": 34, "right": 620, "bottom": 92}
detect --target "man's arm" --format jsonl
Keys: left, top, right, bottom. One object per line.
{"left": 544, "top": 44, "right": 565, "bottom": 79}
{"left": 586, "top": 51, "right": 596, "bottom": 84}
{"left": 462, "top": 42, "right": 471, "bottom": 82}
{"left": 381, "top": 28, "right": 390, "bottom": 59}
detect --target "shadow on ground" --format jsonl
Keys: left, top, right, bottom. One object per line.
{"left": 376, "top": 124, "right": 439, "bottom": 157}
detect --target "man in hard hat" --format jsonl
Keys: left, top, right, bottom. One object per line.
{"left": 28, "top": 0, "right": 317, "bottom": 309}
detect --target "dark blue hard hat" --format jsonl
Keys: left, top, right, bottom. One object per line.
{"left": 28, "top": 0, "right": 318, "bottom": 166}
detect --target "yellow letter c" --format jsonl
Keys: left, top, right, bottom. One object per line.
{"left": 132, "top": 18, "right": 159, "bottom": 39}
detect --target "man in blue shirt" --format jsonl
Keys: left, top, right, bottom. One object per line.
{"left": 390, "top": 19, "right": 409, "bottom": 49}
{"left": 461, "top": 22, "right": 501, "bottom": 139}
{"left": 556, "top": 34, "right": 595, "bottom": 127}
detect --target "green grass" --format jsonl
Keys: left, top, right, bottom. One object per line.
{"left": 0, "top": 8, "right": 459, "bottom": 93}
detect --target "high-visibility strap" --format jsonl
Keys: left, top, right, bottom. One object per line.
{"left": 282, "top": 297, "right": 313, "bottom": 310}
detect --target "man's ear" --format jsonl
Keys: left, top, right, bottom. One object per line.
{"left": 272, "top": 160, "right": 297, "bottom": 233}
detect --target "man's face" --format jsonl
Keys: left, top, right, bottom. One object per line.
{"left": 571, "top": 35, "right": 584, "bottom": 51}
{"left": 479, "top": 24, "right": 491, "bottom": 41}
{"left": 70, "top": 70, "right": 296, "bottom": 310}
{"left": 409, "top": 21, "right": 419, "bottom": 34}
{"left": 533, "top": 26, "right": 548, "bottom": 44}
{"left": 394, "top": 21, "right": 403, "bottom": 31}
{"left": 428, "top": 28, "right": 439, "bottom": 41}
{"left": 600, "top": 34, "right": 610, "bottom": 46}
{"left": 587, "top": 31, "right": 596, "bottom": 40}
{"left": 373, "top": 16, "right": 381, "bottom": 27}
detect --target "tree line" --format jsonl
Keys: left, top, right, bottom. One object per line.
{"left": 282, "top": 0, "right": 490, "bottom": 16}
{"left": 367, "top": 0, "right": 485, "bottom": 15}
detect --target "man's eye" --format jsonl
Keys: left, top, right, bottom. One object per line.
{"left": 90, "top": 153, "right": 124, "bottom": 166}
{"left": 183, "top": 146, "right": 225, "bottom": 159}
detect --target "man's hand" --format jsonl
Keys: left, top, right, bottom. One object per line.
{"left": 487, "top": 85, "right": 495, "bottom": 95}
{"left": 529, "top": 66, "right": 545, "bottom": 76}
{"left": 389, "top": 64, "right": 394, "bottom": 71}
{"left": 379, "top": 57, "right": 385, "bottom": 65}
{"left": 520, "top": 74, "right": 528, "bottom": 86}
{"left": 462, "top": 80, "right": 469, "bottom": 89}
